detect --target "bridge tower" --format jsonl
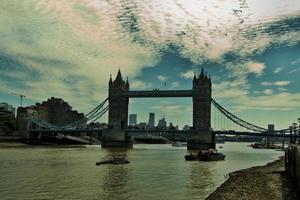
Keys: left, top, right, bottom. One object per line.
{"left": 108, "top": 70, "right": 129, "bottom": 129}
{"left": 188, "top": 67, "right": 215, "bottom": 150}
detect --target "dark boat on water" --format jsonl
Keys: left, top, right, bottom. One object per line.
{"left": 96, "top": 157, "right": 130, "bottom": 165}
{"left": 184, "top": 153, "right": 198, "bottom": 161}
{"left": 198, "top": 149, "right": 225, "bottom": 161}
{"left": 185, "top": 149, "right": 225, "bottom": 161}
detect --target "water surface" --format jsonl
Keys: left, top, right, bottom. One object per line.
{"left": 0, "top": 143, "right": 283, "bottom": 200}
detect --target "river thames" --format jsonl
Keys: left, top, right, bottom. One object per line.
{"left": 0, "top": 142, "right": 283, "bottom": 200}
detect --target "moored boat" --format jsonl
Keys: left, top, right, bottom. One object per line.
{"left": 96, "top": 158, "right": 130, "bottom": 165}
{"left": 198, "top": 149, "right": 225, "bottom": 161}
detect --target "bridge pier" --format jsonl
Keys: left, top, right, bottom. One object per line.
{"left": 101, "top": 129, "right": 133, "bottom": 148}
{"left": 187, "top": 129, "right": 215, "bottom": 150}
{"left": 189, "top": 68, "right": 214, "bottom": 150}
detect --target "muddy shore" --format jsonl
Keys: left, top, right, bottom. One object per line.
{"left": 206, "top": 157, "right": 298, "bottom": 200}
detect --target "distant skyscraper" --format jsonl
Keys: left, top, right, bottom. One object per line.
{"left": 129, "top": 114, "right": 137, "bottom": 125}
{"left": 148, "top": 112, "right": 155, "bottom": 128}
{"left": 157, "top": 117, "right": 167, "bottom": 130}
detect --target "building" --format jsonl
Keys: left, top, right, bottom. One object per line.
{"left": 0, "top": 102, "right": 17, "bottom": 136}
{"left": 157, "top": 117, "right": 167, "bottom": 130}
{"left": 17, "top": 97, "right": 85, "bottom": 136}
{"left": 129, "top": 114, "right": 137, "bottom": 126}
{"left": 168, "top": 122, "right": 178, "bottom": 130}
{"left": 137, "top": 122, "right": 147, "bottom": 129}
{"left": 148, "top": 112, "right": 155, "bottom": 128}
{"left": 0, "top": 102, "right": 15, "bottom": 115}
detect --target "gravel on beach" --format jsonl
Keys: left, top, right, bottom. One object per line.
{"left": 206, "top": 157, "right": 298, "bottom": 200}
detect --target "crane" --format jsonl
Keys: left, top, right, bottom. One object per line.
{"left": 11, "top": 93, "right": 26, "bottom": 107}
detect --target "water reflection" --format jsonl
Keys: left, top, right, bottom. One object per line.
{"left": 189, "top": 160, "right": 215, "bottom": 200}
{"left": 97, "top": 149, "right": 130, "bottom": 200}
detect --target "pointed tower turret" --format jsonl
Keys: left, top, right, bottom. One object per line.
{"left": 126, "top": 77, "right": 129, "bottom": 89}
{"left": 193, "top": 72, "right": 197, "bottom": 83}
{"left": 115, "top": 69, "right": 123, "bottom": 82}
{"left": 199, "top": 66, "right": 204, "bottom": 80}
{"left": 109, "top": 74, "right": 113, "bottom": 85}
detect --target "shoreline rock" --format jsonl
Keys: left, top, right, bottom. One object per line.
{"left": 206, "top": 156, "right": 298, "bottom": 200}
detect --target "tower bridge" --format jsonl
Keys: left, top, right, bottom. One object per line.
{"left": 26, "top": 68, "right": 298, "bottom": 150}
{"left": 107, "top": 68, "right": 213, "bottom": 149}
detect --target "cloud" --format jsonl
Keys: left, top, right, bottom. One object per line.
{"left": 245, "top": 62, "right": 265, "bottom": 76}
{"left": 261, "top": 81, "right": 291, "bottom": 86}
{"left": 179, "top": 70, "right": 194, "bottom": 79}
{"left": 273, "top": 67, "right": 284, "bottom": 74}
{"left": 263, "top": 89, "right": 273, "bottom": 95}
{"left": 1, "top": 0, "right": 300, "bottom": 122}
{"left": 157, "top": 75, "right": 168, "bottom": 82}
{"left": 130, "top": 80, "right": 152, "bottom": 90}
{"left": 0, "top": 0, "right": 158, "bottom": 113}
{"left": 288, "top": 67, "right": 300, "bottom": 74}
{"left": 274, "top": 81, "right": 291, "bottom": 86}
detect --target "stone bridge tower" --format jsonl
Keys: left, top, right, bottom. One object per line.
{"left": 189, "top": 67, "right": 215, "bottom": 150}
{"left": 108, "top": 70, "right": 129, "bottom": 129}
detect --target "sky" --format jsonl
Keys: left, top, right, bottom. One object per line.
{"left": 0, "top": 0, "right": 300, "bottom": 129}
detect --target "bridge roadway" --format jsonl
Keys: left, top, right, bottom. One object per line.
{"left": 122, "top": 90, "right": 193, "bottom": 98}
{"left": 29, "top": 129, "right": 300, "bottom": 138}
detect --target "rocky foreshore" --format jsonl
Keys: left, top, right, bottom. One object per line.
{"left": 206, "top": 157, "right": 298, "bottom": 200}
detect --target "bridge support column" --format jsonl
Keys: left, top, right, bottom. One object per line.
{"left": 101, "top": 129, "right": 133, "bottom": 148}
{"left": 187, "top": 130, "right": 215, "bottom": 150}
{"left": 188, "top": 67, "right": 215, "bottom": 150}
{"left": 103, "top": 70, "right": 132, "bottom": 148}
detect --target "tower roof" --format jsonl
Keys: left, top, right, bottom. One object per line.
{"left": 115, "top": 69, "right": 123, "bottom": 82}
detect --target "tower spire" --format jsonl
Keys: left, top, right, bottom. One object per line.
{"left": 193, "top": 72, "right": 197, "bottom": 81}
{"left": 200, "top": 66, "right": 204, "bottom": 79}
{"left": 109, "top": 74, "right": 112, "bottom": 83}
{"left": 126, "top": 76, "right": 129, "bottom": 88}
{"left": 115, "top": 68, "right": 123, "bottom": 82}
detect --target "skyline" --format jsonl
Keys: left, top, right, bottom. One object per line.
{"left": 0, "top": 0, "right": 300, "bottom": 129}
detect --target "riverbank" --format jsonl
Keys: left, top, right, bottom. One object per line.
{"left": 206, "top": 156, "right": 298, "bottom": 200}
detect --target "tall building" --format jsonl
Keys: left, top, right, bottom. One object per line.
{"left": 129, "top": 114, "right": 137, "bottom": 125}
{"left": 0, "top": 102, "right": 15, "bottom": 115}
{"left": 148, "top": 112, "right": 155, "bottom": 128}
{"left": 157, "top": 117, "right": 167, "bottom": 130}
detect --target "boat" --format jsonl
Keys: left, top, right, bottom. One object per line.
{"left": 198, "top": 149, "right": 225, "bottom": 161}
{"left": 184, "top": 153, "right": 198, "bottom": 161}
{"left": 96, "top": 158, "right": 130, "bottom": 165}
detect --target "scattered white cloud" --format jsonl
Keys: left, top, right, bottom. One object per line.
{"left": 245, "top": 62, "right": 265, "bottom": 76}
{"left": 179, "top": 70, "right": 194, "bottom": 79}
{"left": 261, "top": 81, "right": 291, "bottom": 86}
{"left": 130, "top": 80, "right": 152, "bottom": 90}
{"left": 274, "top": 81, "right": 291, "bottom": 86}
{"left": 288, "top": 67, "right": 300, "bottom": 74}
{"left": 263, "top": 89, "right": 273, "bottom": 95}
{"left": 273, "top": 67, "right": 284, "bottom": 74}
{"left": 290, "top": 58, "right": 300, "bottom": 65}
{"left": 157, "top": 75, "right": 168, "bottom": 82}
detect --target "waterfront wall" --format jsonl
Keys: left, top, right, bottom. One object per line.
{"left": 287, "top": 144, "right": 300, "bottom": 193}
